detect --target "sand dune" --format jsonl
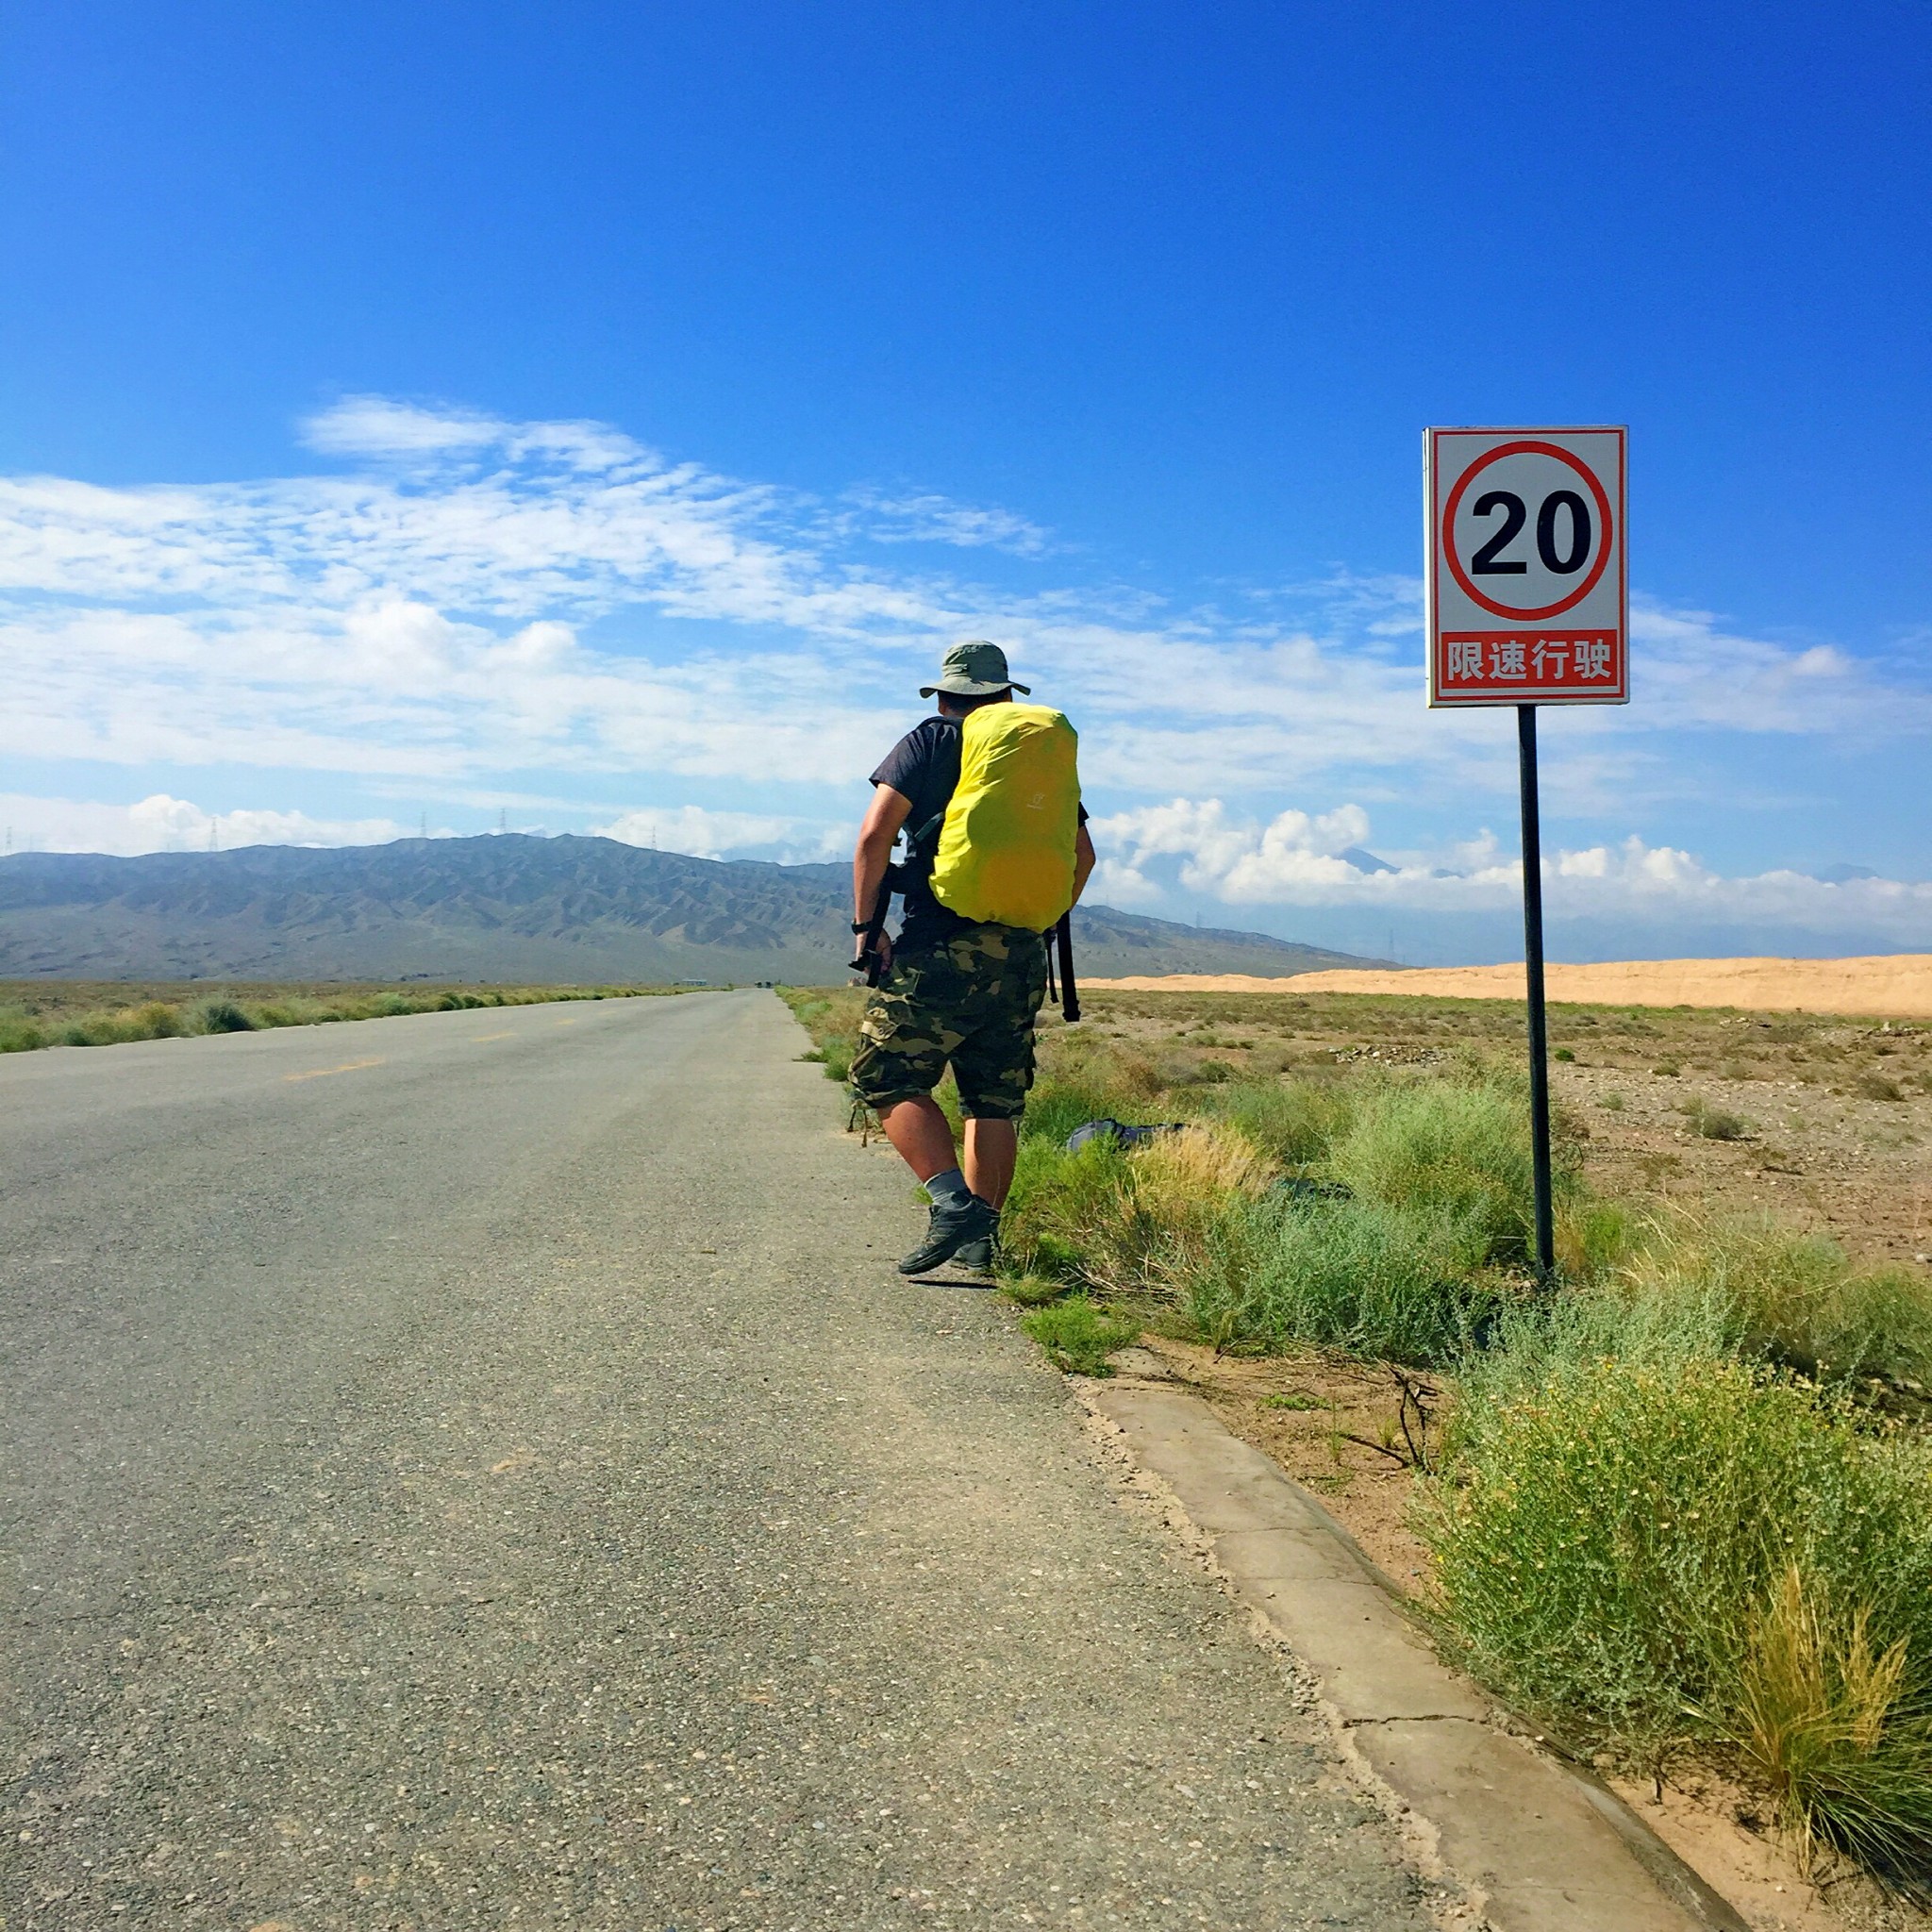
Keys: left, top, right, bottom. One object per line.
{"left": 1085, "top": 954, "right": 1932, "bottom": 1019}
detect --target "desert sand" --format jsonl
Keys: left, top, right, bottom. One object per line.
{"left": 1086, "top": 953, "right": 1932, "bottom": 1019}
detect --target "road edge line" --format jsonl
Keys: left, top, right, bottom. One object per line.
{"left": 1073, "top": 1376, "right": 1752, "bottom": 1932}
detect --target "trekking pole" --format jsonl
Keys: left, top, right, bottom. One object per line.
{"left": 1055, "top": 910, "right": 1080, "bottom": 1024}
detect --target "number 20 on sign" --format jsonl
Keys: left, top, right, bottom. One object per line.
{"left": 1425, "top": 426, "right": 1627, "bottom": 706}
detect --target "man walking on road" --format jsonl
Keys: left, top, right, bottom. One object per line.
{"left": 850, "top": 641, "right": 1095, "bottom": 1276}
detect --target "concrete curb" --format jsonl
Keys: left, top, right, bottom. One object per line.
{"left": 1080, "top": 1376, "right": 1752, "bottom": 1932}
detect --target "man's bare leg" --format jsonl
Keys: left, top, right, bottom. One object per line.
{"left": 876, "top": 1096, "right": 959, "bottom": 1184}
{"left": 878, "top": 1095, "right": 999, "bottom": 1274}
{"left": 963, "top": 1118, "right": 1018, "bottom": 1209}
{"left": 878, "top": 1103, "right": 1017, "bottom": 1208}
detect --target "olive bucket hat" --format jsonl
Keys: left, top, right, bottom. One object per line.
{"left": 920, "top": 639, "right": 1031, "bottom": 699}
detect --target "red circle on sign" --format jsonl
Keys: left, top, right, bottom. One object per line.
{"left": 1441, "top": 441, "right": 1614, "bottom": 622}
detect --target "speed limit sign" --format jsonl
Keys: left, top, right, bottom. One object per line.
{"left": 1425, "top": 426, "right": 1626, "bottom": 706}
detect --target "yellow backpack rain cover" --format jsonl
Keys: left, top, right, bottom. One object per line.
{"left": 928, "top": 703, "right": 1081, "bottom": 930}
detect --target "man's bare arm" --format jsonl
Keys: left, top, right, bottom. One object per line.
{"left": 1072, "top": 822, "right": 1097, "bottom": 905}
{"left": 853, "top": 784, "right": 914, "bottom": 949}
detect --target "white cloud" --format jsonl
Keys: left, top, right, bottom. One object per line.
{"left": 1088, "top": 797, "right": 1373, "bottom": 900}
{"left": 1623, "top": 600, "right": 1922, "bottom": 736}
{"left": 593, "top": 805, "right": 848, "bottom": 864}
{"left": 1092, "top": 798, "right": 1932, "bottom": 944}
{"left": 0, "top": 791, "right": 414, "bottom": 857}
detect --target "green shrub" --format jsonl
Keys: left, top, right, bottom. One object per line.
{"left": 1555, "top": 1198, "right": 1641, "bottom": 1285}
{"left": 999, "top": 1136, "right": 1133, "bottom": 1280}
{"left": 1421, "top": 1341, "right": 1932, "bottom": 1867}
{"left": 1021, "top": 1295, "right": 1141, "bottom": 1374}
{"left": 1020, "top": 1043, "right": 1165, "bottom": 1147}
{"left": 1326, "top": 1076, "right": 1560, "bottom": 1267}
{"left": 194, "top": 999, "right": 257, "bottom": 1033}
{"left": 999, "top": 1274, "right": 1068, "bottom": 1307}
{"left": 44, "top": 999, "right": 184, "bottom": 1045}
{"left": 1206, "top": 1078, "right": 1353, "bottom": 1168}
{"left": 1681, "top": 1097, "right": 1750, "bottom": 1141}
{"left": 0, "top": 1015, "right": 45, "bottom": 1053}
{"left": 1185, "top": 1191, "right": 1504, "bottom": 1362}
{"left": 1620, "top": 1212, "right": 1932, "bottom": 1387}
{"left": 1423, "top": 1344, "right": 1932, "bottom": 1744}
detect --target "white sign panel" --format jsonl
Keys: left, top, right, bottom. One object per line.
{"left": 1425, "top": 425, "right": 1627, "bottom": 706}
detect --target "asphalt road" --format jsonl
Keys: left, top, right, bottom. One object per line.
{"left": 2, "top": 991, "right": 1428, "bottom": 1930}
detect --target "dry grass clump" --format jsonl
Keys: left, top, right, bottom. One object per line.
{"left": 1734, "top": 1565, "right": 1932, "bottom": 1878}
{"left": 997, "top": 1120, "right": 1266, "bottom": 1300}
{"left": 0, "top": 981, "right": 690, "bottom": 1053}
{"left": 1128, "top": 1123, "right": 1272, "bottom": 1219}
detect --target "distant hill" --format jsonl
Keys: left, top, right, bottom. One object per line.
{"left": 0, "top": 835, "right": 1386, "bottom": 984}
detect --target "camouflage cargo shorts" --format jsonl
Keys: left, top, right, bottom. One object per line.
{"left": 849, "top": 923, "right": 1050, "bottom": 1122}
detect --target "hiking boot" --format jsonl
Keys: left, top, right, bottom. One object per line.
{"left": 898, "top": 1193, "right": 999, "bottom": 1275}
{"left": 953, "top": 1234, "right": 997, "bottom": 1276}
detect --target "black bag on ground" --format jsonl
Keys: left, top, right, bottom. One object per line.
{"left": 1064, "top": 1119, "right": 1187, "bottom": 1154}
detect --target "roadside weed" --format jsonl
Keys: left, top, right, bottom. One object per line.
{"left": 1420, "top": 1347, "right": 1932, "bottom": 1753}
{"left": 1021, "top": 1295, "right": 1141, "bottom": 1374}
{"left": 1620, "top": 1210, "right": 1932, "bottom": 1386}
{"left": 1326, "top": 1075, "right": 1562, "bottom": 1269}
{"left": 1185, "top": 1191, "right": 1504, "bottom": 1365}
{"left": 1204, "top": 1078, "right": 1353, "bottom": 1167}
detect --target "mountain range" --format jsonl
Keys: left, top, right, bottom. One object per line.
{"left": 0, "top": 835, "right": 1386, "bottom": 984}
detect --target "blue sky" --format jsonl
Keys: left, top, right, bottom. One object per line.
{"left": 2, "top": 2, "right": 1928, "bottom": 961}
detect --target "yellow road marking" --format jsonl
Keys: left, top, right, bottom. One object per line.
{"left": 283, "top": 1057, "right": 385, "bottom": 1083}
{"left": 553, "top": 1016, "right": 578, "bottom": 1025}
{"left": 470, "top": 1029, "right": 515, "bottom": 1041}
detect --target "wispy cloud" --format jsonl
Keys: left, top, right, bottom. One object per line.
{"left": 841, "top": 487, "right": 1052, "bottom": 556}
{"left": 2, "top": 396, "right": 1927, "bottom": 941}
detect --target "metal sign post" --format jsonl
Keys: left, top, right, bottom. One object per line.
{"left": 1425, "top": 426, "right": 1627, "bottom": 1285}
{"left": 1515, "top": 703, "right": 1555, "bottom": 1278}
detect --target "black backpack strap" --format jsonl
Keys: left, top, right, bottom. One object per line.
{"left": 897, "top": 809, "right": 948, "bottom": 889}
